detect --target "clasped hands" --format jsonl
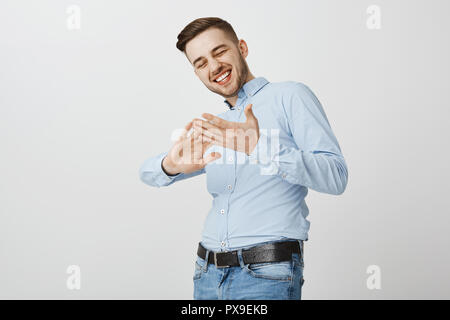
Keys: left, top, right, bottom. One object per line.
{"left": 162, "top": 104, "right": 260, "bottom": 175}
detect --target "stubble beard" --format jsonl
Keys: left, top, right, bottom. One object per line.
{"left": 207, "top": 55, "right": 249, "bottom": 99}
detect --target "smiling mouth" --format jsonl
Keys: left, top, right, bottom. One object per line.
{"left": 214, "top": 70, "right": 232, "bottom": 85}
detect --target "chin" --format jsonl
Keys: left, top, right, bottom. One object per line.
{"left": 220, "top": 78, "right": 239, "bottom": 93}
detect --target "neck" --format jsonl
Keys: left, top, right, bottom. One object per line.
{"left": 225, "top": 72, "right": 255, "bottom": 107}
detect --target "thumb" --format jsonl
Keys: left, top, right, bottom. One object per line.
{"left": 202, "top": 152, "right": 222, "bottom": 166}
{"left": 244, "top": 104, "right": 255, "bottom": 122}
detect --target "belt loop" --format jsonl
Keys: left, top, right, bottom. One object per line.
{"left": 203, "top": 250, "right": 210, "bottom": 272}
{"left": 237, "top": 249, "right": 245, "bottom": 268}
{"left": 298, "top": 240, "right": 304, "bottom": 258}
{"left": 299, "top": 240, "right": 305, "bottom": 268}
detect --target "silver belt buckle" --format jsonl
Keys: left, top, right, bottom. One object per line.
{"left": 214, "top": 252, "right": 229, "bottom": 268}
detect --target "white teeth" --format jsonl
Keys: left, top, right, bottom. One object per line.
{"left": 215, "top": 71, "right": 230, "bottom": 82}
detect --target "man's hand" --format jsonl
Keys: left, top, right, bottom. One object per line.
{"left": 162, "top": 121, "right": 222, "bottom": 175}
{"left": 193, "top": 104, "right": 260, "bottom": 155}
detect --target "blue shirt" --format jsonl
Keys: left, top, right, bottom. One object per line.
{"left": 139, "top": 77, "right": 348, "bottom": 252}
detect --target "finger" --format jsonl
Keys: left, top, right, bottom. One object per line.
{"left": 192, "top": 120, "right": 203, "bottom": 132}
{"left": 192, "top": 118, "right": 219, "bottom": 131}
{"left": 194, "top": 124, "right": 220, "bottom": 145}
{"left": 201, "top": 134, "right": 213, "bottom": 144}
{"left": 203, "top": 132, "right": 226, "bottom": 149}
{"left": 182, "top": 121, "right": 193, "bottom": 139}
{"left": 193, "top": 119, "right": 211, "bottom": 139}
{"left": 190, "top": 138, "right": 205, "bottom": 161}
{"left": 201, "top": 128, "right": 222, "bottom": 142}
{"left": 192, "top": 125, "right": 201, "bottom": 139}
{"left": 192, "top": 131, "right": 210, "bottom": 150}
{"left": 201, "top": 113, "right": 235, "bottom": 129}
{"left": 195, "top": 122, "right": 224, "bottom": 141}
{"left": 202, "top": 139, "right": 214, "bottom": 150}
{"left": 185, "top": 121, "right": 193, "bottom": 130}
{"left": 244, "top": 104, "right": 255, "bottom": 122}
{"left": 202, "top": 133, "right": 213, "bottom": 142}
{"left": 201, "top": 152, "right": 222, "bottom": 166}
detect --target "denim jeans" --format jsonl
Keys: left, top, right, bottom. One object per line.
{"left": 193, "top": 239, "right": 305, "bottom": 300}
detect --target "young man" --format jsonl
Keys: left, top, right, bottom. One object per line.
{"left": 139, "top": 17, "right": 348, "bottom": 300}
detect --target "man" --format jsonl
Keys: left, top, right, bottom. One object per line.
{"left": 139, "top": 17, "right": 348, "bottom": 300}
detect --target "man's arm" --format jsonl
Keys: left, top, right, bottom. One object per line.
{"left": 249, "top": 83, "right": 348, "bottom": 195}
{"left": 139, "top": 151, "right": 206, "bottom": 188}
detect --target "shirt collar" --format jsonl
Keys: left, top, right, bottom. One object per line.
{"left": 223, "top": 77, "right": 269, "bottom": 110}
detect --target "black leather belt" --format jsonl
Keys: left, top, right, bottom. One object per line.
{"left": 197, "top": 240, "right": 302, "bottom": 268}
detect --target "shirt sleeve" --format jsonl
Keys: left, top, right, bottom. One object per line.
{"left": 139, "top": 151, "right": 206, "bottom": 188}
{"left": 248, "top": 82, "right": 348, "bottom": 195}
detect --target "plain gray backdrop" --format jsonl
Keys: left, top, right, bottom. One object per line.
{"left": 1, "top": 0, "right": 449, "bottom": 299}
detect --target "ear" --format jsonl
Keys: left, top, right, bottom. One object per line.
{"left": 238, "top": 39, "right": 249, "bottom": 58}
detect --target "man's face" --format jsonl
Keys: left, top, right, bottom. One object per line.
{"left": 185, "top": 28, "right": 249, "bottom": 99}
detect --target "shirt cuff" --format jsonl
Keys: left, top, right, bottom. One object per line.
{"left": 158, "top": 153, "right": 181, "bottom": 183}
{"left": 161, "top": 156, "right": 181, "bottom": 176}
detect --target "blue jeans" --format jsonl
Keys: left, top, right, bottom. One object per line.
{"left": 193, "top": 239, "right": 305, "bottom": 300}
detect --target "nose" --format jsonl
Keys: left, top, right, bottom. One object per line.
{"left": 210, "top": 59, "right": 222, "bottom": 78}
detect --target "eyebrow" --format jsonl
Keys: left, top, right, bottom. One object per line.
{"left": 192, "top": 44, "right": 228, "bottom": 67}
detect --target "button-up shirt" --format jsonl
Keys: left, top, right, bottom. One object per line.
{"left": 139, "top": 77, "right": 348, "bottom": 252}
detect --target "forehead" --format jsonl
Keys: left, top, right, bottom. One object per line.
{"left": 185, "top": 28, "right": 235, "bottom": 63}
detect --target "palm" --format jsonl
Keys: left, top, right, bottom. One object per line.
{"left": 194, "top": 104, "right": 260, "bottom": 155}
{"left": 167, "top": 121, "right": 221, "bottom": 174}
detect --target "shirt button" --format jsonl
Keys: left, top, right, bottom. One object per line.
{"left": 228, "top": 156, "right": 233, "bottom": 162}
{"left": 220, "top": 209, "right": 225, "bottom": 214}
{"left": 221, "top": 241, "right": 226, "bottom": 247}
{"left": 227, "top": 185, "right": 232, "bottom": 190}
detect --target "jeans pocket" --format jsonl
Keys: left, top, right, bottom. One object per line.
{"left": 193, "top": 257, "right": 204, "bottom": 281}
{"left": 245, "top": 260, "right": 293, "bottom": 281}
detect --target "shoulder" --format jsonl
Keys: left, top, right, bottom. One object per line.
{"left": 263, "top": 80, "right": 315, "bottom": 100}
{"left": 269, "top": 81, "right": 324, "bottom": 120}
{"left": 264, "top": 80, "right": 319, "bottom": 106}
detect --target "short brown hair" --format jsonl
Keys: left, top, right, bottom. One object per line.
{"left": 176, "top": 17, "right": 239, "bottom": 52}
